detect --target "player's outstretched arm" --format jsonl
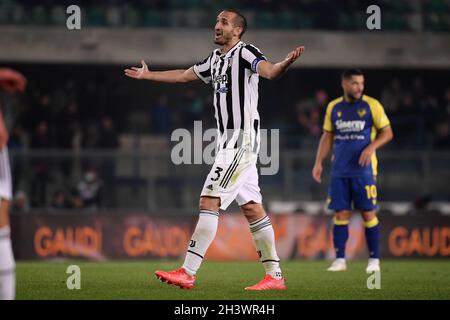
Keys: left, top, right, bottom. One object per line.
{"left": 257, "top": 46, "right": 305, "bottom": 80}
{"left": 124, "top": 60, "right": 199, "bottom": 83}
{"left": 312, "top": 131, "right": 334, "bottom": 183}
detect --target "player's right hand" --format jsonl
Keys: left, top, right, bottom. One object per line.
{"left": 312, "top": 163, "right": 322, "bottom": 183}
{"left": 124, "top": 60, "right": 150, "bottom": 80}
{"left": 0, "top": 68, "right": 27, "bottom": 93}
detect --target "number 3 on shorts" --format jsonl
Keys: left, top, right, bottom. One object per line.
{"left": 210, "top": 166, "right": 223, "bottom": 181}
{"left": 364, "top": 185, "right": 377, "bottom": 199}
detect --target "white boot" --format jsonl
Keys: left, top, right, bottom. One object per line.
{"left": 366, "top": 258, "right": 380, "bottom": 273}
{"left": 327, "top": 258, "right": 347, "bottom": 272}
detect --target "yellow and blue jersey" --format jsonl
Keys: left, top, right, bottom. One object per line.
{"left": 323, "top": 95, "right": 390, "bottom": 177}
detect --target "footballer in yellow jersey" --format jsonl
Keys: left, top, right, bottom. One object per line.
{"left": 312, "top": 69, "right": 393, "bottom": 273}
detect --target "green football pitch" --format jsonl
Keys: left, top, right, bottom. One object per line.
{"left": 16, "top": 260, "right": 450, "bottom": 300}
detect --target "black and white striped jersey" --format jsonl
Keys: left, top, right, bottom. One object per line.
{"left": 193, "top": 41, "right": 266, "bottom": 153}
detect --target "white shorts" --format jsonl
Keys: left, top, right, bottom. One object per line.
{"left": 0, "top": 147, "right": 12, "bottom": 201}
{"left": 201, "top": 146, "right": 262, "bottom": 210}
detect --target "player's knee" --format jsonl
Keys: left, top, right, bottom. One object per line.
{"left": 241, "top": 202, "right": 265, "bottom": 222}
{"left": 199, "top": 196, "right": 220, "bottom": 212}
{"left": 335, "top": 211, "right": 350, "bottom": 222}
{"left": 361, "top": 211, "right": 376, "bottom": 222}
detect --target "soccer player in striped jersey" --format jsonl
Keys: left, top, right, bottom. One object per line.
{"left": 312, "top": 69, "right": 393, "bottom": 273}
{"left": 125, "top": 9, "right": 304, "bottom": 290}
{"left": 0, "top": 67, "right": 26, "bottom": 300}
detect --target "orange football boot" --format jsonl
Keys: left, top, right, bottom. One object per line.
{"left": 244, "top": 275, "right": 287, "bottom": 290}
{"left": 155, "top": 267, "right": 196, "bottom": 289}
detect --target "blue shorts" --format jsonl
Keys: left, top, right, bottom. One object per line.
{"left": 328, "top": 176, "right": 378, "bottom": 212}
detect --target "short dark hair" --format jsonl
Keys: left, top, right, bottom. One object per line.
{"left": 224, "top": 9, "right": 247, "bottom": 38}
{"left": 341, "top": 68, "right": 364, "bottom": 80}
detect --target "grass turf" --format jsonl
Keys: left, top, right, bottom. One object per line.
{"left": 16, "top": 260, "right": 450, "bottom": 300}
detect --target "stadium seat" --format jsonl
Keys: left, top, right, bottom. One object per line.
{"left": 297, "top": 13, "right": 313, "bottom": 30}
{"left": 86, "top": 6, "right": 106, "bottom": 27}
{"left": 255, "top": 11, "right": 276, "bottom": 29}
{"left": 142, "top": 10, "right": 163, "bottom": 27}
{"left": 277, "top": 11, "right": 296, "bottom": 30}
{"left": 123, "top": 5, "right": 141, "bottom": 28}
{"left": 105, "top": 6, "right": 122, "bottom": 28}
{"left": 50, "top": 5, "right": 66, "bottom": 26}
{"left": 31, "top": 5, "right": 48, "bottom": 25}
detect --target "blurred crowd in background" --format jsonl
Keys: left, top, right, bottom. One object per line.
{"left": 289, "top": 78, "right": 450, "bottom": 150}
{"left": 1, "top": 0, "right": 450, "bottom": 31}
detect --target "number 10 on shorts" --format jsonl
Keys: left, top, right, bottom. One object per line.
{"left": 365, "top": 185, "right": 377, "bottom": 203}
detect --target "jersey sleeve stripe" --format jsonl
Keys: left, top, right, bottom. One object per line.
{"left": 193, "top": 53, "right": 212, "bottom": 84}
{"left": 245, "top": 44, "right": 267, "bottom": 60}
{"left": 192, "top": 66, "right": 209, "bottom": 84}
{"left": 241, "top": 47, "right": 258, "bottom": 63}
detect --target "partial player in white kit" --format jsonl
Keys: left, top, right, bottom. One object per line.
{"left": 0, "top": 123, "right": 12, "bottom": 204}
{"left": 0, "top": 67, "right": 26, "bottom": 300}
{"left": 125, "top": 9, "right": 304, "bottom": 290}
{"left": 0, "top": 111, "right": 14, "bottom": 300}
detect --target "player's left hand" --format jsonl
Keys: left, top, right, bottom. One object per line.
{"left": 284, "top": 46, "right": 305, "bottom": 64}
{"left": 0, "top": 68, "right": 27, "bottom": 94}
{"left": 359, "top": 145, "right": 376, "bottom": 167}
